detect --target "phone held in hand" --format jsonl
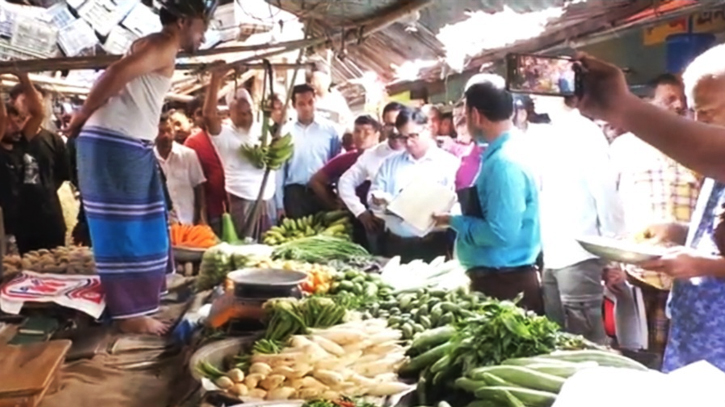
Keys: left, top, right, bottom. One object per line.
{"left": 505, "top": 53, "right": 582, "bottom": 97}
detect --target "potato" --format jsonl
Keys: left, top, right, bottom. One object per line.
{"left": 215, "top": 376, "right": 234, "bottom": 390}
{"left": 248, "top": 389, "right": 267, "bottom": 399}
{"left": 249, "top": 362, "right": 272, "bottom": 376}
{"left": 227, "top": 368, "right": 245, "bottom": 383}
{"left": 266, "top": 386, "right": 296, "bottom": 400}
{"left": 259, "top": 374, "right": 285, "bottom": 391}
{"left": 229, "top": 383, "right": 249, "bottom": 396}
{"left": 244, "top": 373, "right": 265, "bottom": 389}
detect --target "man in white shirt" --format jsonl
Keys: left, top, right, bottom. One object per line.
{"left": 368, "top": 106, "right": 459, "bottom": 262}
{"left": 307, "top": 59, "right": 353, "bottom": 133}
{"left": 338, "top": 102, "right": 405, "bottom": 235}
{"left": 155, "top": 113, "right": 206, "bottom": 225}
{"left": 203, "top": 68, "right": 276, "bottom": 239}
{"left": 531, "top": 96, "right": 624, "bottom": 343}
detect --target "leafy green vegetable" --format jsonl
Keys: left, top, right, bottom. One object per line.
{"left": 448, "top": 297, "right": 560, "bottom": 374}
{"left": 272, "top": 235, "right": 371, "bottom": 263}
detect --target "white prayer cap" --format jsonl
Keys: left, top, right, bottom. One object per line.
{"left": 226, "top": 87, "right": 252, "bottom": 107}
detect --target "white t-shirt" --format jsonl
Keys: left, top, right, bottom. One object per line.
{"left": 155, "top": 142, "right": 206, "bottom": 225}
{"left": 211, "top": 123, "right": 276, "bottom": 201}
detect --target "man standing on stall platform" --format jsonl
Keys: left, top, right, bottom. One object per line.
{"left": 67, "top": 0, "right": 217, "bottom": 335}
{"left": 433, "top": 75, "right": 543, "bottom": 313}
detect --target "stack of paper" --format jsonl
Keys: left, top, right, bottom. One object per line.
{"left": 386, "top": 179, "right": 457, "bottom": 237}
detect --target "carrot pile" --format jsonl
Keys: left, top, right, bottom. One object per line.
{"left": 171, "top": 224, "right": 219, "bottom": 249}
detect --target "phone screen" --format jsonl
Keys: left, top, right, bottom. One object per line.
{"left": 506, "top": 54, "right": 577, "bottom": 96}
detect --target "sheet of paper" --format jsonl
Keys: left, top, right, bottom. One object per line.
{"left": 386, "top": 179, "right": 456, "bottom": 237}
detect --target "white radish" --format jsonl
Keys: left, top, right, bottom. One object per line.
{"left": 354, "top": 360, "right": 396, "bottom": 377}
{"left": 297, "top": 387, "right": 322, "bottom": 399}
{"left": 367, "top": 382, "right": 413, "bottom": 396}
{"left": 368, "top": 330, "right": 402, "bottom": 345}
{"left": 342, "top": 340, "right": 373, "bottom": 353}
{"left": 337, "top": 350, "right": 363, "bottom": 367}
{"left": 313, "top": 369, "right": 344, "bottom": 387}
{"left": 266, "top": 386, "right": 296, "bottom": 400}
{"left": 321, "top": 390, "right": 340, "bottom": 400}
{"left": 375, "top": 373, "right": 398, "bottom": 383}
{"left": 299, "top": 376, "right": 327, "bottom": 389}
{"left": 271, "top": 366, "right": 296, "bottom": 378}
{"left": 311, "top": 335, "right": 345, "bottom": 356}
{"left": 248, "top": 362, "right": 272, "bottom": 376}
{"left": 290, "top": 335, "right": 314, "bottom": 349}
{"left": 366, "top": 341, "right": 403, "bottom": 355}
{"left": 315, "top": 358, "right": 344, "bottom": 371}
{"left": 310, "top": 328, "right": 365, "bottom": 345}
{"left": 290, "top": 363, "right": 313, "bottom": 379}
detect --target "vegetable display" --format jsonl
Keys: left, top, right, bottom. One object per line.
{"left": 272, "top": 235, "right": 370, "bottom": 264}
{"left": 263, "top": 211, "right": 353, "bottom": 246}
{"left": 262, "top": 297, "right": 348, "bottom": 343}
{"left": 170, "top": 224, "right": 219, "bottom": 248}
{"left": 455, "top": 350, "right": 648, "bottom": 406}
{"left": 245, "top": 258, "right": 337, "bottom": 294}
{"left": 329, "top": 269, "right": 392, "bottom": 302}
{"left": 235, "top": 319, "right": 411, "bottom": 401}
{"left": 3, "top": 246, "right": 95, "bottom": 276}
{"left": 364, "top": 288, "right": 484, "bottom": 341}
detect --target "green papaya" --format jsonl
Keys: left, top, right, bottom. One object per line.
{"left": 221, "top": 213, "right": 240, "bottom": 244}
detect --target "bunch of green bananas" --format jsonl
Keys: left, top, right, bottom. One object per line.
{"left": 262, "top": 210, "right": 353, "bottom": 245}
{"left": 239, "top": 133, "right": 294, "bottom": 170}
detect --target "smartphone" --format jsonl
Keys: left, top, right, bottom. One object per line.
{"left": 506, "top": 53, "right": 580, "bottom": 97}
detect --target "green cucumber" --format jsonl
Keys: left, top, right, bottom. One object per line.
{"left": 465, "top": 401, "right": 497, "bottom": 407}
{"left": 430, "top": 354, "right": 452, "bottom": 374}
{"left": 503, "top": 357, "right": 579, "bottom": 367}
{"left": 475, "top": 386, "right": 557, "bottom": 407}
{"left": 545, "top": 350, "right": 648, "bottom": 371}
{"left": 480, "top": 372, "right": 521, "bottom": 388}
{"left": 408, "top": 326, "right": 455, "bottom": 353}
{"left": 454, "top": 377, "right": 487, "bottom": 393}
{"left": 399, "top": 341, "right": 454, "bottom": 376}
{"left": 469, "top": 366, "right": 564, "bottom": 393}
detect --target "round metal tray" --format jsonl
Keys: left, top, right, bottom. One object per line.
{"left": 189, "top": 336, "right": 255, "bottom": 382}
{"left": 173, "top": 246, "right": 207, "bottom": 263}
{"left": 577, "top": 236, "right": 665, "bottom": 264}
{"left": 227, "top": 268, "right": 307, "bottom": 288}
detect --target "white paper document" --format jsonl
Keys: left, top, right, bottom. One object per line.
{"left": 385, "top": 179, "right": 457, "bottom": 237}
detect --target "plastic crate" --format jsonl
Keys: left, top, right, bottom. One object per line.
{"left": 0, "top": 40, "right": 58, "bottom": 62}
{"left": 78, "top": 0, "right": 138, "bottom": 37}
{"left": 121, "top": 2, "right": 160, "bottom": 37}
{"left": 103, "top": 25, "right": 136, "bottom": 54}
{"left": 67, "top": 0, "right": 87, "bottom": 10}
{"left": 10, "top": 16, "right": 58, "bottom": 56}
{"left": 58, "top": 18, "right": 98, "bottom": 57}
{"left": 47, "top": 3, "right": 76, "bottom": 30}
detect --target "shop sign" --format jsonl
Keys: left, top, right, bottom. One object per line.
{"left": 644, "top": 17, "right": 689, "bottom": 45}
{"left": 692, "top": 8, "right": 725, "bottom": 33}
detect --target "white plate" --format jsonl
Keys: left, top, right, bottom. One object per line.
{"left": 577, "top": 236, "right": 665, "bottom": 264}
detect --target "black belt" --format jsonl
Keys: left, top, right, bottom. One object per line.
{"left": 470, "top": 264, "right": 538, "bottom": 274}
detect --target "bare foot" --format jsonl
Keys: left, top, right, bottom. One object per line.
{"left": 116, "top": 316, "right": 170, "bottom": 335}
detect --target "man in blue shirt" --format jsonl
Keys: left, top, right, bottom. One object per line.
{"left": 434, "top": 75, "right": 543, "bottom": 313}
{"left": 276, "top": 84, "right": 341, "bottom": 219}
{"left": 369, "top": 107, "right": 459, "bottom": 262}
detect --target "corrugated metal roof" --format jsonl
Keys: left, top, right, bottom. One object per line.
{"left": 268, "top": 0, "right": 725, "bottom": 101}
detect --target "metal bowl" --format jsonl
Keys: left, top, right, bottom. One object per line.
{"left": 227, "top": 268, "right": 308, "bottom": 288}
{"left": 173, "top": 246, "right": 207, "bottom": 263}
{"left": 189, "top": 336, "right": 255, "bottom": 382}
{"left": 577, "top": 236, "right": 665, "bottom": 264}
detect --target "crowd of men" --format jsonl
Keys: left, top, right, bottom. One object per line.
{"left": 1, "top": 0, "right": 725, "bottom": 372}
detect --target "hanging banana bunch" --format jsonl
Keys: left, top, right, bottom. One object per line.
{"left": 240, "top": 132, "right": 293, "bottom": 170}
